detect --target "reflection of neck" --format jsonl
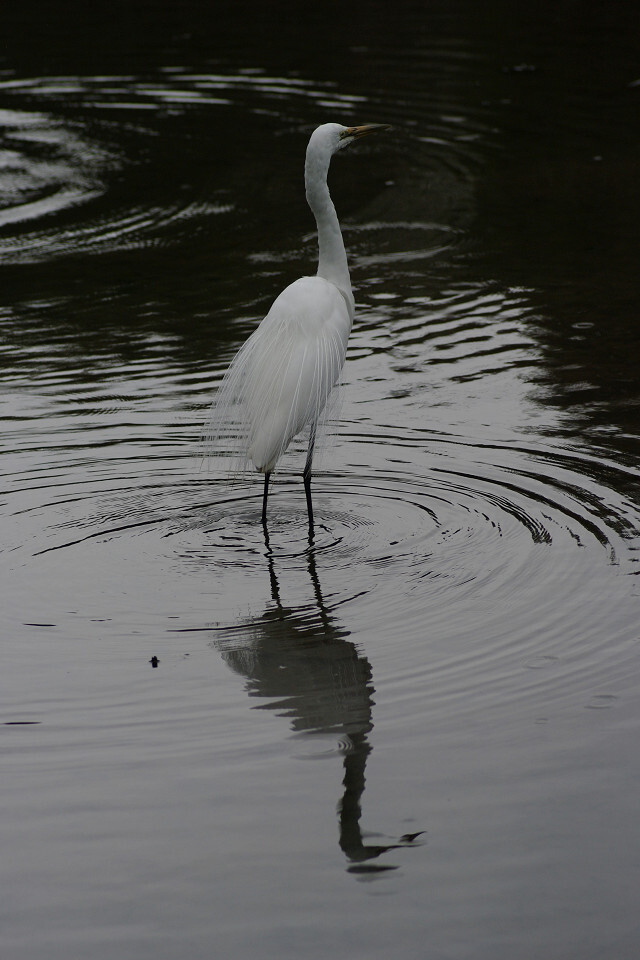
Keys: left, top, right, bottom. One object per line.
{"left": 338, "top": 733, "right": 373, "bottom": 860}
{"left": 339, "top": 731, "right": 401, "bottom": 868}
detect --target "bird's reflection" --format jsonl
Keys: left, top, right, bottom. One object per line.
{"left": 215, "top": 528, "right": 420, "bottom": 873}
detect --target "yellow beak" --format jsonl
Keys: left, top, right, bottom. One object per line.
{"left": 343, "top": 123, "right": 392, "bottom": 140}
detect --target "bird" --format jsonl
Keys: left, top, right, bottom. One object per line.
{"left": 203, "top": 122, "right": 389, "bottom": 530}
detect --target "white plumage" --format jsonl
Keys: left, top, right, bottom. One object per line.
{"left": 203, "top": 121, "right": 389, "bottom": 527}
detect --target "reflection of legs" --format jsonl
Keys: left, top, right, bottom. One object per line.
{"left": 303, "top": 425, "right": 316, "bottom": 533}
{"left": 261, "top": 471, "right": 271, "bottom": 525}
{"left": 307, "top": 540, "right": 330, "bottom": 630}
{"left": 262, "top": 522, "right": 284, "bottom": 613}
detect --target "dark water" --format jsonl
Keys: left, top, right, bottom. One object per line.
{"left": 2, "top": 2, "right": 640, "bottom": 958}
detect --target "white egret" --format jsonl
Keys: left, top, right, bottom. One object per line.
{"left": 203, "top": 122, "right": 389, "bottom": 528}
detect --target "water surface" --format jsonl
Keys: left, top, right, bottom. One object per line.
{"left": 2, "top": 3, "right": 640, "bottom": 958}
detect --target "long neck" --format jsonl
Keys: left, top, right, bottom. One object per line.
{"left": 305, "top": 151, "right": 352, "bottom": 302}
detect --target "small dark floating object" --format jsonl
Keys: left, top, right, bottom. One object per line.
{"left": 5, "top": 721, "right": 42, "bottom": 725}
{"left": 149, "top": 656, "right": 160, "bottom": 668}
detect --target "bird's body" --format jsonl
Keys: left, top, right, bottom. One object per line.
{"left": 203, "top": 122, "right": 388, "bottom": 528}
{"left": 244, "top": 275, "right": 352, "bottom": 473}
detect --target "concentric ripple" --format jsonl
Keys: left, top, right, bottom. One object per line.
{"left": 5, "top": 412, "right": 637, "bottom": 734}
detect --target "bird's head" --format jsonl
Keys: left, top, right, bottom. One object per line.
{"left": 308, "top": 122, "right": 391, "bottom": 160}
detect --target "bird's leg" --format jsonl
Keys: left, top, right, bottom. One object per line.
{"left": 303, "top": 426, "right": 316, "bottom": 535}
{"left": 261, "top": 472, "right": 271, "bottom": 525}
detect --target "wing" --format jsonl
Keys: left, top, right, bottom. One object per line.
{"left": 202, "top": 276, "right": 352, "bottom": 476}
